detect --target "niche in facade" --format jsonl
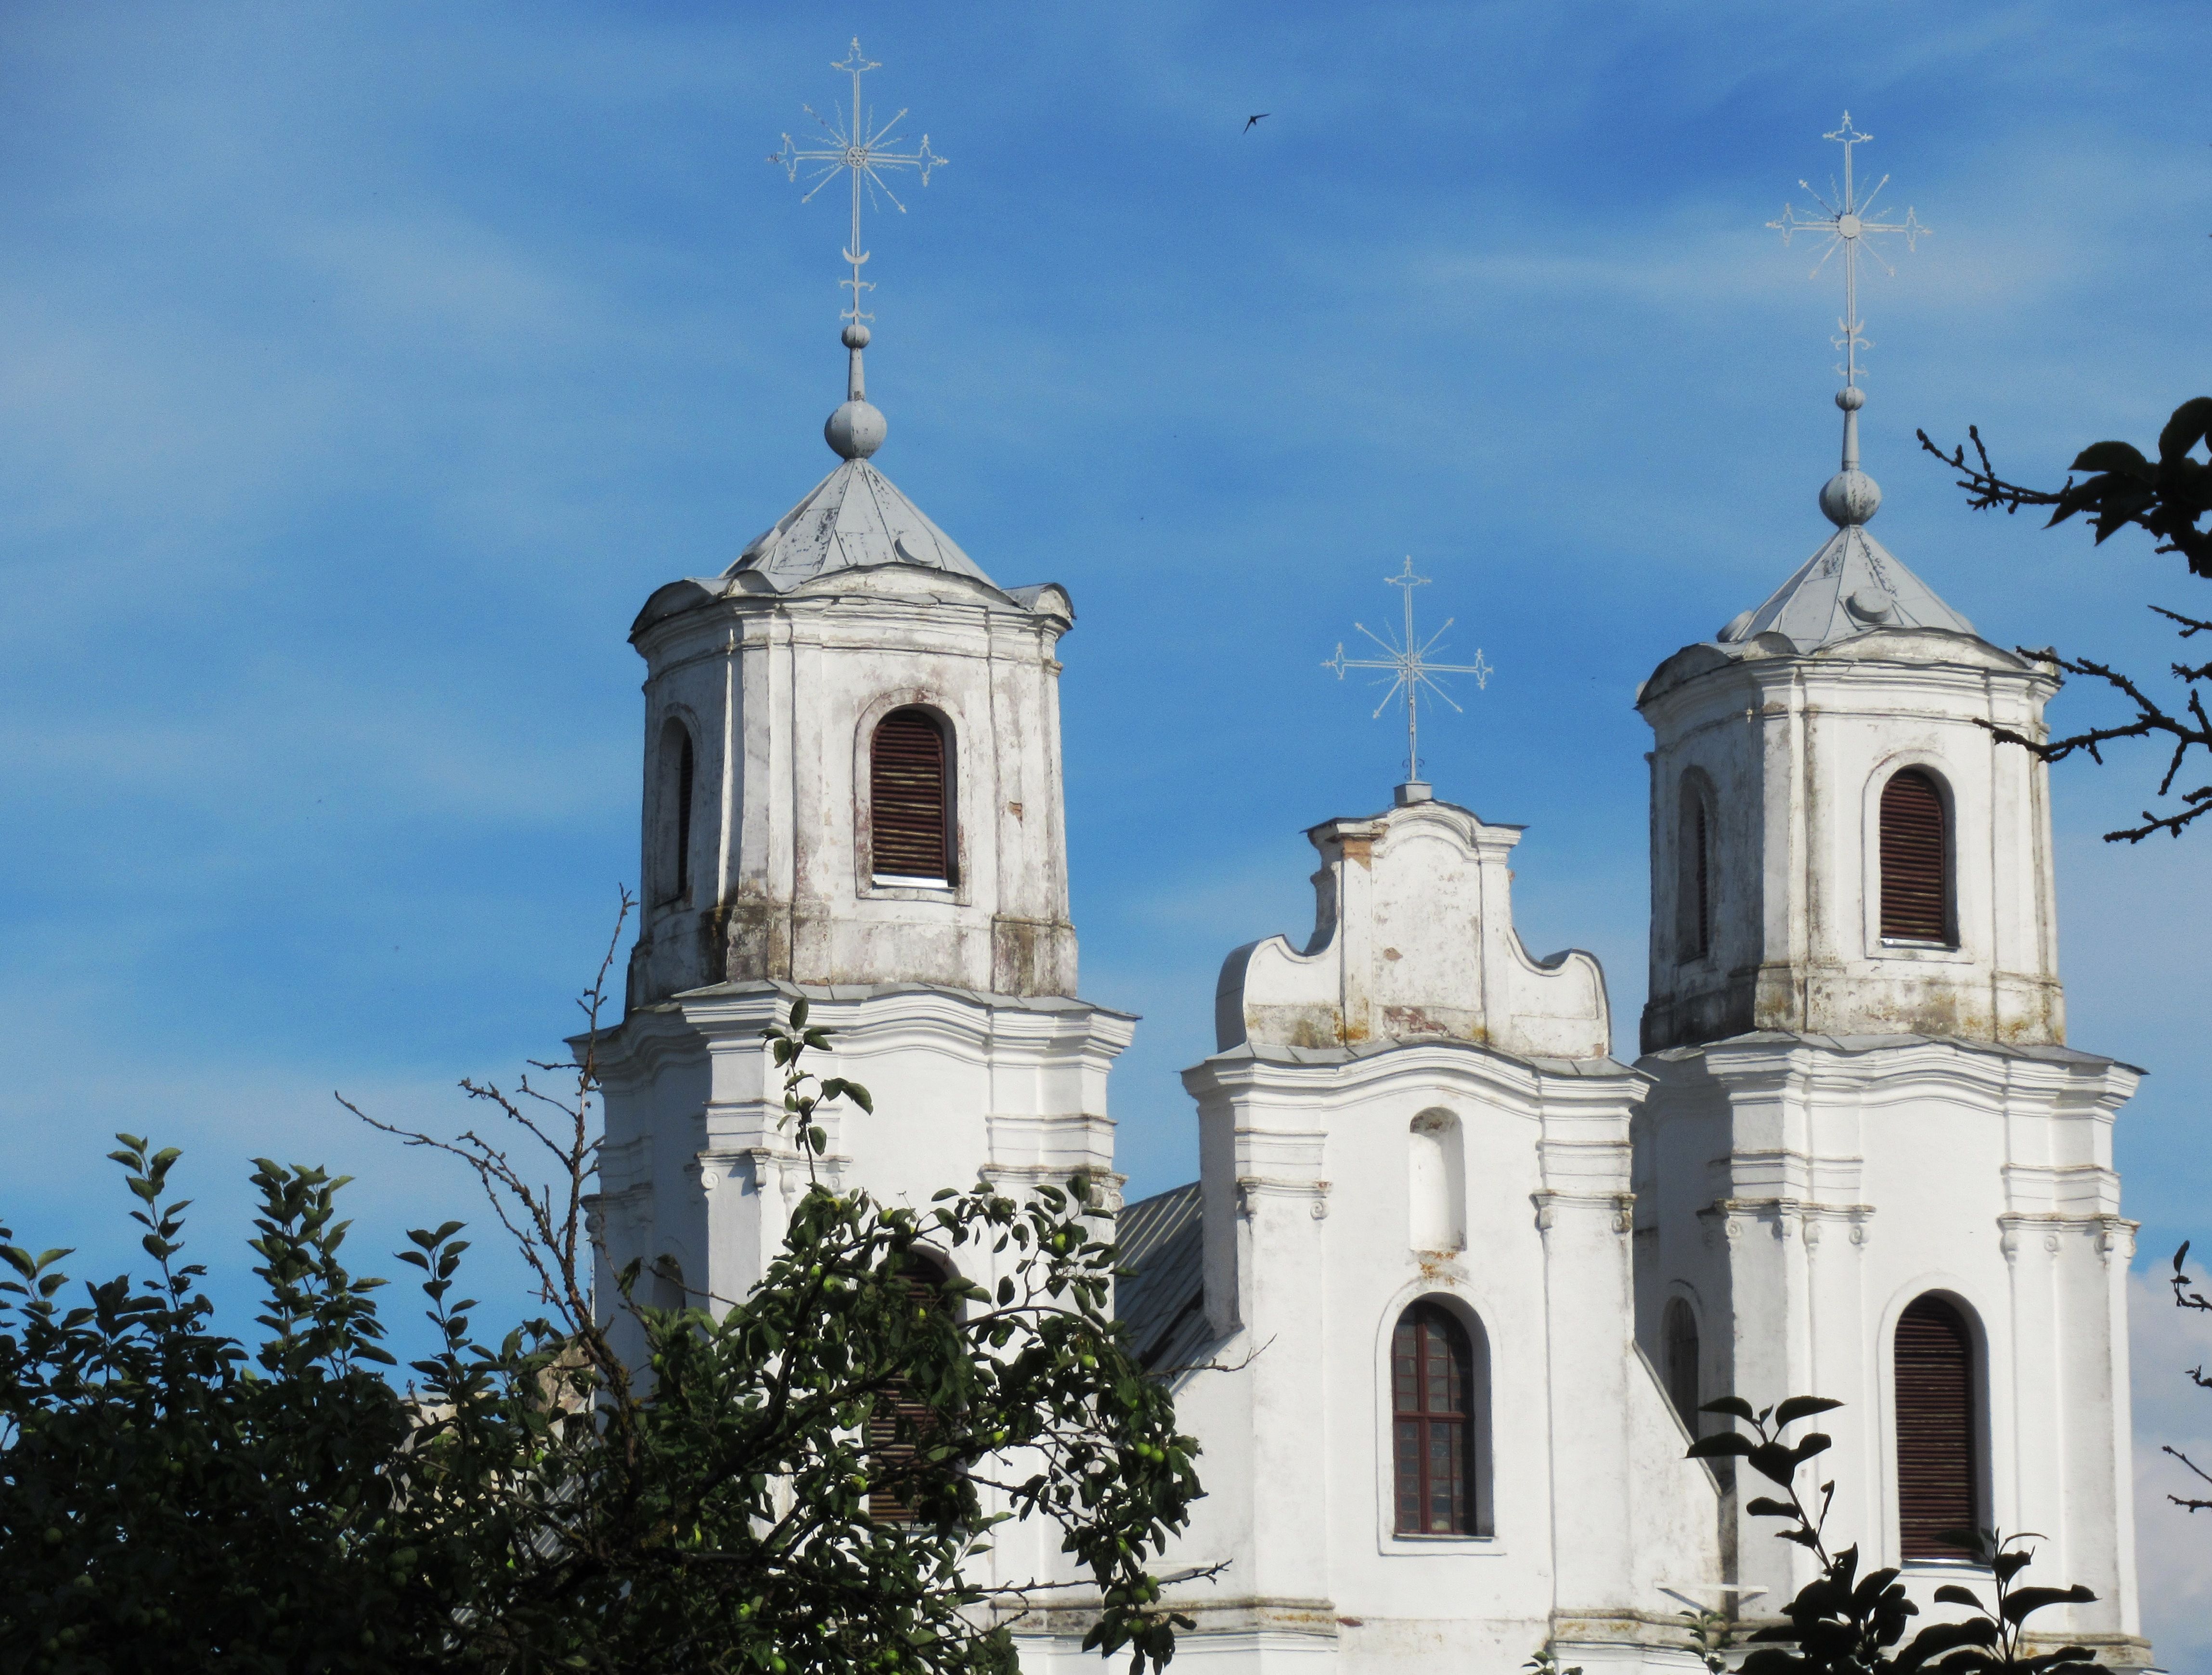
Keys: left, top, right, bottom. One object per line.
{"left": 1408, "top": 1109, "right": 1467, "bottom": 1253}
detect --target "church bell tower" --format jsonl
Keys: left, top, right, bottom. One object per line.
{"left": 1630, "top": 117, "right": 2150, "bottom": 1672}
{"left": 587, "top": 48, "right": 1131, "bottom": 1449}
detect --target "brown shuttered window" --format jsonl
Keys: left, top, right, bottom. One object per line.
{"left": 868, "top": 1259, "right": 948, "bottom": 1524}
{"left": 870, "top": 709, "right": 953, "bottom": 882}
{"left": 1663, "top": 1298, "right": 1700, "bottom": 1429}
{"left": 1392, "top": 1302, "right": 1487, "bottom": 1536}
{"left": 1879, "top": 769, "right": 1950, "bottom": 944}
{"left": 1896, "top": 1294, "right": 1979, "bottom": 1558}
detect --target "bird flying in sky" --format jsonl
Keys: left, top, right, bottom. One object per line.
{"left": 1243, "top": 113, "right": 1269, "bottom": 132}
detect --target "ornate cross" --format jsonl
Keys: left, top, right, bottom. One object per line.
{"left": 1324, "top": 558, "right": 1492, "bottom": 790}
{"left": 770, "top": 39, "right": 946, "bottom": 333}
{"left": 1768, "top": 113, "right": 1928, "bottom": 388}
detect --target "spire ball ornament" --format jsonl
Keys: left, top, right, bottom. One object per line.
{"left": 1821, "top": 386, "right": 1882, "bottom": 527}
{"left": 770, "top": 40, "right": 945, "bottom": 461}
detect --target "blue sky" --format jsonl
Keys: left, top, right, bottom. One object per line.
{"left": 3, "top": 0, "right": 2210, "bottom": 1653}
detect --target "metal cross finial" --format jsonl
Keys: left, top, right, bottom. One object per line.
{"left": 1324, "top": 558, "right": 1492, "bottom": 792}
{"left": 770, "top": 39, "right": 946, "bottom": 339}
{"left": 1768, "top": 112, "right": 1928, "bottom": 387}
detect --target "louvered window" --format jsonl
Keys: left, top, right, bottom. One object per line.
{"left": 868, "top": 1258, "right": 949, "bottom": 1524}
{"left": 1879, "top": 769, "right": 1950, "bottom": 944}
{"left": 1678, "top": 785, "right": 1711, "bottom": 962}
{"left": 1662, "top": 1298, "right": 1700, "bottom": 1430}
{"left": 870, "top": 709, "right": 953, "bottom": 883}
{"left": 1895, "top": 1294, "right": 1979, "bottom": 1559}
{"left": 1391, "top": 1302, "right": 1488, "bottom": 1536}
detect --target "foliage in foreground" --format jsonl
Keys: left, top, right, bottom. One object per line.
{"left": 0, "top": 964, "right": 1201, "bottom": 1674}
{"left": 1921, "top": 397, "right": 2212, "bottom": 842}
{"left": 1688, "top": 1396, "right": 2104, "bottom": 1673}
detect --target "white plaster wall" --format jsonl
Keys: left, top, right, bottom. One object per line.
{"left": 1150, "top": 1043, "right": 1720, "bottom": 1675}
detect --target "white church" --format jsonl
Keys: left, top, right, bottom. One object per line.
{"left": 584, "top": 81, "right": 2153, "bottom": 1675}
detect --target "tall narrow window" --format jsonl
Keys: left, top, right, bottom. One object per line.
{"left": 1879, "top": 769, "right": 1950, "bottom": 944}
{"left": 870, "top": 708, "right": 953, "bottom": 883}
{"left": 868, "top": 1256, "right": 949, "bottom": 1524}
{"left": 1678, "top": 782, "right": 1712, "bottom": 962}
{"left": 1391, "top": 1302, "right": 1489, "bottom": 1536}
{"left": 1895, "top": 1294, "right": 1979, "bottom": 1559}
{"left": 1662, "top": 1298, "right": 1700, "bottom": 1430}
{"left": 674, "top": 730, "right": 695, "bottom": 901}
{"left": 657, "top": 719, "right": 697, "bottom": 906}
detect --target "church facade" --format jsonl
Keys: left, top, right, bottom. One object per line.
{"left": 586, "top": 331, "right": 2151, "bottom": 1669}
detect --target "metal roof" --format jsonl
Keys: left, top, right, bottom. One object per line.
{"left": 724, "top": 457, "right": 996, "bottom": 592}
{"left": 1114, "top": 1182, "right": 1208, "bottom": 1374}
{"left": 1726, "top": 522, "right": 1976, "bottom": 651}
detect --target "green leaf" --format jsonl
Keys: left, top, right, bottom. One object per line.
{"left": 789, "top": 996, "right": 810, "bottom": 1027}
{"left": 2069, "top": 441, "right": 2153, "bottom": 481}
{"left": 1699, "top": 1395, "right": 1759, "bottom": 1422}
{"left": 1686, "top": 1433, "right": 1754, "bottom": 1460}
{"left": 1931, "top": 1584, "right": 1986, "bottom": 1611}
{"left": 1774, "top": 1395, "right": 1844, "bottom": 1426}
{"left": 2001, "top": 1585, "right": 2096, "bottom": 1625}
{"left": 2156, "top": 397, "right": 2212, "bottom": 466}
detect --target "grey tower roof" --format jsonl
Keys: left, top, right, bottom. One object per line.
{"left": 1728, "top": 521, "right": 1976, "bottom": 650}
{"left": 724, "top": 457, "right": 997, "bottom": 593}
{"left": 1717, "top": 388, "right": 1978, "bottom": 653}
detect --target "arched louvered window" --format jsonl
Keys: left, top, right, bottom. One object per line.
{"left": 870, "top": 708, "right": 953, "bottom": 884}
{"left": 868, "top": 1255, "right": 950, "bottom": 1525}
{"left": 1895, "top": 1294, "right": 1980, "bottom": 1559}
{"left": 1391, "top": 1301, "right": 1490, "bottom": 1536}
{"left": 1677, "top": 780, "right": 1712, "bottom": 962}
{"left": 658, "top": 719, "right": 697, "bottom": 906}
{"left": 1879, "top": 768, "right": 1951, "bottom": 945}
{"left": 1662, "top": 1298, "right": 1700, "bottom": 1430}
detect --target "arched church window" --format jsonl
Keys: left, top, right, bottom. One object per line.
{"left": 1677, "top": 778, "right": 1713, "bottom": 962}
{"left": 1895, "top": 1293, "right": 1980, "bottom": 1559}
{"left": 1662, "top": 1297, "right": 1700, "bottom": 1429}
{"left": 658, "top": 719, "right": 697, "bottom": 905}
{"left": 868, "top": 1253, "right": 953, "bottom": 1525}
{"left": 1391, "top": 1301, "right": 1490, "bottom": 1536}
{"left": 870, "top": 708, "right": 954, "bottom": 884}
{"left": 1879, "top": 769, "right": 1951, "bottom": 945}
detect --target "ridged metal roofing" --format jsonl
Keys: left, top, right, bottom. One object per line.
{"left": 1114, "top": 1182, "right": 1207, "bottom": 1374}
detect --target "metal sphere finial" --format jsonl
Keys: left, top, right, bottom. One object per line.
{"left": 826, "top": 399, "right": 887, "bottom": 460}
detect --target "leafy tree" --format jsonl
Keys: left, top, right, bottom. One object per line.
{"left": 1919, "top": 398, "right": 2212, "bottom": 841}
{"left": 1, "top": 920, "right": 1203, "bottom": 1675}
{"left": 1686, "top": 1395, "right": 2105, "bottom": 1673}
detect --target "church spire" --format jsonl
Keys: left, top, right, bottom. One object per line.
{"left": 770, "top": 38, "right": 946, "bottom": 462}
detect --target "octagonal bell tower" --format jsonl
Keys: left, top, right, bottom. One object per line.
{"left": 1637, "top": 382, "right": 2066, "bottom": 1053}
